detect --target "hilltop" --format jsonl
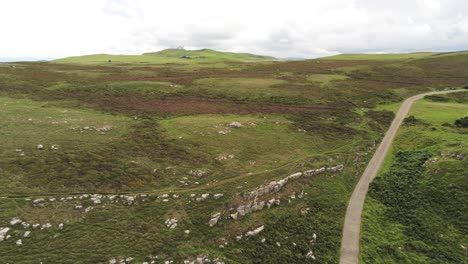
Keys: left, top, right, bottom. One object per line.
{"left": 53, "top": 48, "right": 276, "bottom": 64}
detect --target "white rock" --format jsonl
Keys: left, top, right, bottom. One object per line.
{"left": 165, "top": 218, "right": 178, "bottom": 229}
{"left": 16, "top": 239, "right": 22, "bottom": 246}
{"left": 33, "top": 198, "right": 45, "bottom": 204}
{"left": 24, "top": 231, "right": 31, "bottom": 237}
{"left": 0, "top": 227, "right": 10, "bottom": 241}
{"left": 41, "top": 223, "right": 52, "bottom": 229}
{"left": 228, "top": 122, "right": 243, "bottom": 128}
{"left": 306, "top": 250, "right": 315, "bottom": 260}
{"left": 245, "top": 225, "right": 264, "bottom": 237}
{"left": 184, "top": 230, "right": 191, "bottom": 234}
{"left": 209, "top": 213, "right": 221, "bottom": 227}
{"left": 287, "top": 172, "right": 302, "bottom": 180}
{"left": 50, "top": 144, "right": 60, "bottom": 150}
{"left": 230, "top": 212, "right": 239, "bottom": 220}
{"left": 58, "top": 223, "right": 64, "bottom": 230}
{"left": 10, "top": 217, "right": 22, "bottom": 226}
{"left": 213, "top": 193, "right": 224, "bottom": 199}
{"left": 37, "top": 144, "right": 44, "bottom": 150}
{"left": 126, "top": 196, "right": 135, "bottom": 205}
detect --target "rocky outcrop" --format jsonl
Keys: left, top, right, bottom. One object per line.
{"left": 242, "top": 165, "right": 344, "bottom": 199}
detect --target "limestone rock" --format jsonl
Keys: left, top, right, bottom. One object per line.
{"left": 245, "top": 225, "right": 264, "bottom": 237}
{"left": 228, "top": 122, "right": 243, "bottom": 128}
{"left": 208, "top": 213, "right": 221, "bottom": 227}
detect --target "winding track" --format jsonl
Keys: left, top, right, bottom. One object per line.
{"left": 339, "top": 89, "right": 467, "bottom": 264}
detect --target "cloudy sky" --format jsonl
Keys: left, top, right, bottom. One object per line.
{"left": 1, "top": 0, "right": 467, "bottom": 60}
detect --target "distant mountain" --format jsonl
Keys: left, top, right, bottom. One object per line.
{"left": 53, "top": 48, "right": 276, "bottom": 64}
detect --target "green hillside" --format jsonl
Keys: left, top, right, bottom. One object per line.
{"left": 53, "top": 48, "right": 276, "bottom": 64}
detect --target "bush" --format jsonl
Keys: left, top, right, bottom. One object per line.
{"left": 454, "top": 116, "right": 468, "bottom": 128}
{"left": 403, "top": 115, "right": 418, "bottom": 124}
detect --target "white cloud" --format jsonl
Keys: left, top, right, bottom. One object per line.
{"left": 0, "top": 0, "right": 467, "bottom": 59}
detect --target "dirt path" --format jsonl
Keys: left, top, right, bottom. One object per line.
{"left": 339, "top": 89, "right": 467, "bottom": 264}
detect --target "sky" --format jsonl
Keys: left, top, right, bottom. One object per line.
{"left": 0, "top": 0, "right": 467, "bottom": 60}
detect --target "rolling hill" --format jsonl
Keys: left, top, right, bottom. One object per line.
{"left": 53, "top": 48, "right": 276, "bottom": 64}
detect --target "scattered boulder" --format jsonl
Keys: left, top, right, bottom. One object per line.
{"left": 16, "top": 239, "right": 22, "bottom": 246}
{"left": 230, "top": 212, "right": 238, "bottom": 220}
{"left": 305, "top": 250, "right": 316, "bottom": 260}
{"left": 10, "top": 217, "right": 22, "bottom": 226}
{"left": 213, "top": 193, "right": 224, "bottom": 199}
{"left": 37, "top": 144, "right": 44, "bottom": 150}
{"left": 228, "top": 122, "right": 243, "bottom": 128}
{"left": 97, "top": 125, "right": 113, "bottom": 132}
{"left": 165, "top": 218, "right": 178, "bottom": 229}
{"left": 0, "top": 227, "right": 10, "bottom": 241}
{"left": 41, "top": 223, "right": 52, "bottom": 230}
{"left": 33, "top": 198, "right": 45, "bottom": 204}
{"left": 216, "top": 154, "right": 235, "bottom": 161}
{"left": 245, "top": 225, "right": 264, "bottom": 237}
{"left": 189, "top": 169, "right": 208, "bottom": 177}
{"left": 208, "top": 213, "right": 221, "bottom": 227}
{"left": 50, "top": 144, "right": 60, "bottom": 150}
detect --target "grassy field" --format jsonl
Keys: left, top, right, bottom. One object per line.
{"left": 1, "top": 50, "right": 468, "bottom": 263}
{"left": 53, "top": 49, "right": 276, "bottom": 65}
{"left": 360, "top": 96, "right": 468, "bottom": 263}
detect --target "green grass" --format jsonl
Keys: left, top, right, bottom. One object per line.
{"left": 0, "top": 97, "right": 134, "bottom": 193}
{"left": 306, "top": 74, "right": 349, "bottom": 87}
{"left": 360, "top": 97, "right": 468, "bottom": 263}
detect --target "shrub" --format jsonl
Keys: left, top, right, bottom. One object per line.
{"left": 454, "top": 116, "right": 468, "bottom": 128}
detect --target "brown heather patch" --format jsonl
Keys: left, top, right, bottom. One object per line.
{"left": 85, "top": 95, "right": 340, "bottom": 115}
